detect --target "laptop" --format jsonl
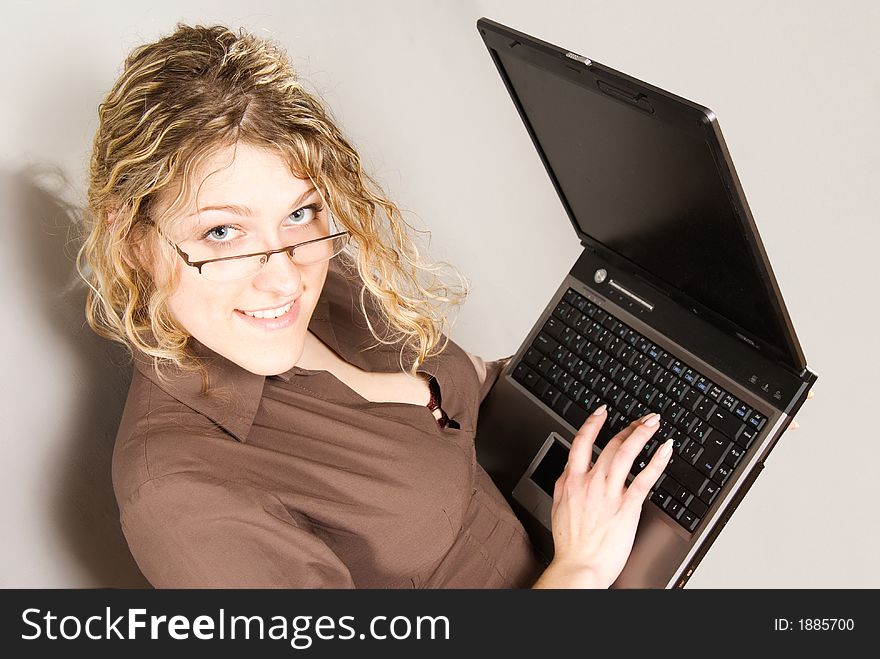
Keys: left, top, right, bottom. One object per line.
{"left": 473, "top": 18, "right": 818, "bottom": 588}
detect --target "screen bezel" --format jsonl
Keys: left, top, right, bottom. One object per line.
{"left": 477, "top": 18, "right": 806, "bottom": 372}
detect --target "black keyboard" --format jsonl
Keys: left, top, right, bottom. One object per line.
{"left": 512, "top": 287, "right": 768, "bottom": 533}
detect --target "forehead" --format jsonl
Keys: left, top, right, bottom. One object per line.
{"left": 156, "top": 141, "right": 312, "bottom": 226}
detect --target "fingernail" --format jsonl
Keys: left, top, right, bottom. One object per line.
{"left": 642, "top": 413, "right": 660, "bottom": 427}
{"left": 592, "top": 404, "right": 607, "bottom": 416}
{"left": 659, "top": 438, "right": 673, "bottom": 457}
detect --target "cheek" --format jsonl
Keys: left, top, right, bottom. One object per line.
{"left": 166, "top": 270, "right": 240, "bottom": 334}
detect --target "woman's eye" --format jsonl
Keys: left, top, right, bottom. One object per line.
{"left": 202, "top": 225, "right": 237, "bottom": 242}
{"left": 288, "top": 204, "right": 321, "bottom": 225}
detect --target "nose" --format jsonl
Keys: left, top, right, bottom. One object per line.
{"left": 251, "top": 249, "right": 302, "bottom": 297}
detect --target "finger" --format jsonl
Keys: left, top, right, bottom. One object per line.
{"left": 590, "top": 415, "right": 647, "bottom": 477}
{"left": 788, "top": 419, "right": 800, "bottom": 430}
{"left": 605, "top": 413, "right": 661, "bottom": 490}
{"left": 623, "top": 438, "right": 674, "bottom": 515}
{"left": 807, "top": 389, "right": 815, "bottom": 400}
{"left": 566, "top": 404, "right": 607, "bottom": 475}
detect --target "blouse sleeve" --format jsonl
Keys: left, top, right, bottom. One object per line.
{"left": 119, "top": 472, "right": 355, "bottom": 588}
{"left": 466, "top": 351, "right": 514, "bottom": 405}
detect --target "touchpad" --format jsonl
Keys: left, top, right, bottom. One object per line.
{"left": 512, "top": 432, "right": 571, "bottom": 529}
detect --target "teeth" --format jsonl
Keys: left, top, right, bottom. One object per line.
{"left": 241, "top": 301, "right": 293, "bottom": 319}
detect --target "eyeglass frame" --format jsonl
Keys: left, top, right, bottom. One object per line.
{"left": 162, "top": 229, "right": 351, "bottom": 276}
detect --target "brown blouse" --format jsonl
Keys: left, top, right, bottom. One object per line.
{"left": 112, "top": 259, "right": 544, "bottom": 588}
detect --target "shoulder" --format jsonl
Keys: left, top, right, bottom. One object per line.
{"left": 111, "top": 368, "right": 240, "bottom": 508}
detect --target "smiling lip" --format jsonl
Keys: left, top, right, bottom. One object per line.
{"left": 235, "top": 297, "right": 300, "bottom": 331}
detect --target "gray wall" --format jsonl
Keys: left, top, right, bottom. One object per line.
{"left": 1, "top": 0, "right": 876, "bottom": 587}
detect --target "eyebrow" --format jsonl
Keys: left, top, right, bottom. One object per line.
{"left": 190, "top": 186, "right": 320, "bottom": 217}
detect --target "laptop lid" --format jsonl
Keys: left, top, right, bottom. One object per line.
{"left": 477, "top": 18, "right": 807, "bottom": 374}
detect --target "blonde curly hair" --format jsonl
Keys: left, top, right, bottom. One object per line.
{"left": 78, "top": 23, "right": 468, "bottom": 388}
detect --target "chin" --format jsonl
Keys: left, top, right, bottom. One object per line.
{"left": 233, "top": 342, "right": 303, "bottom": 377}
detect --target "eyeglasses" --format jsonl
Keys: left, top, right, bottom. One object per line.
{"left": 163, "top": 229, "right": 351, "bottom": 283}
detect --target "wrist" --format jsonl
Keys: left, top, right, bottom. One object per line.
{"left": 532, "top": 560, "right": 607, "bottom": 589}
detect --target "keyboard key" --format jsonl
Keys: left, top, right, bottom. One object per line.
{"left": 651, "top": 489, "right": 672, "bottom": 509}
{"left": 695, "top": 436, "right": 731, "bottom": 477}
{"left": 666, "top": 455, "right": 709, "bottom": 493}
{"left": 513, "top": 363, "right": 530, "bottom": 384}
{"left": 653, "top": 392, "right": 671, "bottom": 413}
{"left": 671, "top": 431, "right": 687, "bottom": 454}
{"left": 537, "top": 357, "right": 553, "bottom": 376}
{"left": 725, "top": 445, "right": 745, "bottom": 467}
{"left": 567, "top": 382, "right": 585, "bottom": 401}
{"left": 557, "top": 372, "right": 574, "bottom": 393}
{"left": 552, "top": 301, "right": 574, "bottom": 323}
{"left": 521, "top": 368, "right": 540, "bottom": 391}
{"left": 699, "top": 480, "right": 720, "bottom": 505}
{"left": 694, "top": 376, "right": 710, "bottom": 393}
{"left": 748, "top": 412, "right": 767, "bottom": 431}
{"left": 679, "top": 510, "right": 700, "bottom": 532}
{"left": 524, "top": 348, "right": 542, "bottom": 367}
{"left": 677, "top": 411, "right": 698, "bottom": 434}
{"left": 682, "top": 442, "right": 702, "bottom": 464}
{"left": 647, "top": 344, "right": 662, "bottom": 361}
{"left": 620, "top": 394, "right": 638, "bottom": 416}
{"left": 613, "top": 368, "right": 633, "bottom": 388}
{"left": 682, "top": 368, "right": 698, "bottom": 385}
{"left": 694, "top": 398, "right": 717, "bottom": 421}
{"left": 666, "top": 500, "right": 684, "bottom": 520}
{"left": 542, "top": 317, "right": 564, "bottom": 339}
{"left": 541, "top": 385, "right": 561, "bottom": 408}
{"left": 689, "top": 420, "right": 712, "bottom": 444}
{"left": 534, "top": 332, "right": 559, "bottom": 355}
{"left": 563, "top": 289, "right": 579, "bottom": 305}
{"left": 663, "top": 401, "right": 686, "bottom": 425}
{"left": 707, "top": 384, "right": 725, "bottom": 402}
{"left": 682, "top": 388, "right": 703, "bottom": 412}
{"left": 533, "top": 378, "right": 550, "bottom": 398}
{"left": 630, "top": 455, "right": 650, "bottom": 476}
{"left": 669, "top": 381, "right": 690, "bottom": 403}
{"left": 709, "top": 407, "right": 746, "bottom": 440}
{"left": 688, "top": 497, "right": 708, "bottom": 519}
{"left": 720, "top": 393, "right": 738, "bottom": 411}
{"left": 674, "top": 485, "right": 694, "bottom": 505}
{"left": 631, "top": 354, "right": 651, "bottom": 375}
{"left": 601, "top": 315, "right": 618, "bottom": 332}
{"left": 733, "top": 402, "right": 751, "bottom": 420}
{"left": 713, "top": 463, "right": 733, "bottom": 486}
{"left": 636, "top": 384, "right": 658, "bottom": 406}
{"left": 553, "top": 394, "right": 572, "bottom": 416}
{"left": 563, "top": 402, "right": 589, "bottom": 429}
{"left": 655, "top": 372, "right": 676, "bottom": 393}
{"left": 737, "top": 426, "right": 758, "bottom": 449}
{"left": 657, "top": 351, "right": 676, "bottom": 369}
{"left": 669, "top": 360, "right": 684, "bottom": 376}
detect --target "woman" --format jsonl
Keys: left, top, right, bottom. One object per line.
{"left": 79, "top": 23, "right": 679, "bottom": 589}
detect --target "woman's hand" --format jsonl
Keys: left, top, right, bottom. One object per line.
{"left": 787, "top": 389, "right": 815, "bottom": 430}
{"left": 532, "top": 405, "right": 672, "bottom": 589}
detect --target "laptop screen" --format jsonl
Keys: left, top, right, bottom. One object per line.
{"left": 492, "top": 46, "right": 801, "bottom": 369}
